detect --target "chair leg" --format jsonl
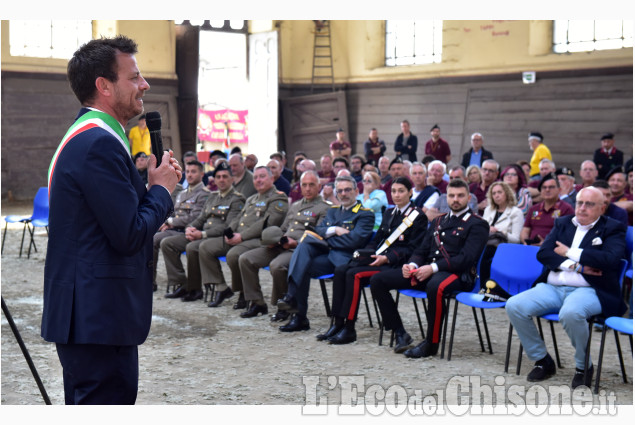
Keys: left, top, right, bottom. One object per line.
{"left": 472, "top": 307, "right": 485, "bottom": 352}
{"left": 447, "top": 298, "right": 460, "bottom": 361}
{"left": 19, "top": 222, "right": 28, "bottom": 257}
{"left": 440, "top": 297, "right": 451, "bottom": 359}
{"left": 516, "top": 342, "right": 524, "bottom": 375}
{"left": 583, "top": 320, "right": 594, "bottom": 388}
{"left": 1, "top": 221, "right": 7, "bottom": 254}
{"left": 371, "top": 293, "right": 382, "bottom": 330}
{"left": 319, "top": 278, "right": 331, "bottom": 317}
{"left": 594, "top": 324, "right": 609, "bottom": 394}
{"left": 27, "top": 223, "right": 37, "bottom": 259}
{"left": 548, "top": 320, "right": 563, "bottom": 368}
{"left": 480, "top": 309, "right": 494, "bottom": 354}
{"left": 504, "top": 323, "right": 514, "bottom": 373}
{"left": 411, "top": 298, "right": 425, "bottom": 340}
{"left": 613, "top": 329, "right": 627, "bottom": 384}
{"left": 361, "top": 287, "right": 373, "bottom": 328}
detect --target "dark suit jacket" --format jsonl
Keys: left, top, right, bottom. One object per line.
{"left": 394, "top": 133, "right": 418, "bottom": 162}
{"left": 41, "top": 108, "right": 173, "bottom": 346}
{"left": 370, "top": 203, "right": 428, "bottom": 266}
{"left": 410, "top": 211, "right": 489, "bottom": 275}
{"left": 461, "top": 147, "right": 494, "bottom": 168}
{"left": 536, "top": 215, "right": 627, "bottom": 317}
{"left": 315, "top": 201, "right": 375, "bottom": 267}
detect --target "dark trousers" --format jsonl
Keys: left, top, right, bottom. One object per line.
{"left": 332, "top": 263, "right": 391, "bottom": 321}
{"left": 56, "top": 343, "right": 138, "bottom": 404}
{"left": 370, "top": 269, "right": 470, "bottom": 344}
{"left": 287, "top": 241, "right": 336, "bottom": 317}
{"left": 477, "top": 245, "right": 498, "bottom": 287}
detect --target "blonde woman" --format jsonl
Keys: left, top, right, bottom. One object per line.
{"left": 480, "top": 181, "right": 524, "bottom": 284}
{"left": 357, "top": 171, "right": 388, "bottom": 229}
{"left": 466, "top": 164, "right": 482, "bottom": 185}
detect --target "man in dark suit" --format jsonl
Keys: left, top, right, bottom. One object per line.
{"left": 370, "top": 179, "right": 489, "bottom": 357}
{"left": 460, "top": 132, "right": 494, "bottom": 168}
{"left": 276, "top": 175, "right": 375, "bottom": 332}
{"left": 506, "top": 187, "right": 627, "bottom": 389}
{"left": 41, "top": 36, "right": 181, "bottom": 404}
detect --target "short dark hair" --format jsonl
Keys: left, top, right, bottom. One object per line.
{"left": 591, "top": 179, "right": 610, "bottom": 189}
{"left": 182, "top": 151, "right": 197, "bottom": 161}
{"left": 447, "top": 178, "right": 469, "bottom": 192}
{"left": 332, "top": 156, "right": 349, "bottom": 168}
{"left": 67, "top": 35, "right": 138, "bottom": 105}
{"left": 185, "top": 160, "right": 204, "bottom": 173}
{"left": 350, "top": 154, "right": 365, "bottom": 165}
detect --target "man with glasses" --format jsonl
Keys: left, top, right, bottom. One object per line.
{"left": 521, "top": 173, "right": 574, "bottom": 246}
{"left": 469, "top": 159, "right": 499, "bottom": 214}
{"left": 426, "top": 166, "right": 478, "bottom": 221}
{"left": 276, "top": 175, "right": 375, "bottom": 332}
{"left": 461, "top": 132, "right": 494, "bottom": 168}
{"left": 507, "top": 187, "right": 626, "bottom": 388}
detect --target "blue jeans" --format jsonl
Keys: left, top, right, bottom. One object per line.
{"left": 506, "top": 283, "right": 601, "bottom": 370}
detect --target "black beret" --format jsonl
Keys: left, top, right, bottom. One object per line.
{"left": 139, "top": 113, "right": 146, "bottom": 120}
{"left": 528, "top": 132, "right": 543, "bottom": 142}
{"left": 600, "top": 133, "right": 615, "bottom": 140}
{"left": 337, "top": 128, "right": 345, "bottom": 132}
{"left": 538, "top": 172, "right": 558, "bottom": 191}
{"left": 605, "top": 166, "right": 625, "bottom": 181}
{"left": 555, "top": 167, "right": 575, "bottom": 178}
{"left": 213, "top": 161, "right": 231, "bottom": 177}
{"left": 133, "top": 152, "right": 147, "bottom": 161}
{"left": 389, "top": 157, "right": 403, "bottom": 168}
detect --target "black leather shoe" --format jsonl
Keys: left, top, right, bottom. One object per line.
{"left": 404, "top": 341, "right": 439, "bottom": 358}
{"left": 233, "top": 292, "right": 247, "bottom": 310}
{"left": 571, "top": 364, "right": 594, "bottom": 389}
{"left": 393, "top": 332, "right": 414, "bottom": 354}
{"left": 328, "top": 328, "right": 357, "bottom": 345}
{"left": 240, "top": 302, "right": 268, "bottom": 318}
{"left": 207, "top": 287, "right": 234, "bottom": 307}
{"left": 164, "top": 286, "right": 188, "bottom": 299}
{"left": 279, "top": 314, "right": 310, "bottom": 332}
{"left": 270, "top": 310, "right": 290, "bottom": 322}
{"left": 276, "top": 294, "right": 298, "bottom": 313}
{"left": 527, "top": 353, "right": 556, "bottom": 382}
{"left": 316, "top": 323, "right": 343, "bottom": 341}
{"left": 182, "top": 289, "right": 203, "bottom": 302}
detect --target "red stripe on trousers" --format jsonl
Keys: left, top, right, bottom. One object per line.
{"left": 348, "top": 270, "right": 381, "bottom": 321}
{"left": 432, "top": 274, "right": 458, "bottom": 343}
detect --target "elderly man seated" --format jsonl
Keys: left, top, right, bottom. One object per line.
{"left": 506, "top": 187, "right": 627, "bottom": 388}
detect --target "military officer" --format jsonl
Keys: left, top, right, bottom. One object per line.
{"left": 153, "top": 160, "right": 209, "bottom": 291}
{"left": 161, "top": 161, "right": 245, "bottom": 302}
{"left": 201, "top": 165, "right": 288, "bottom": 309}
{"left": 238, "top": 170, "right": 330, "bottom": 320}
{"left": 370, "top": 179, "right": 489, "bottom": 357}
{"left": 277, "top": 175, "right": 375, "bottom": 332}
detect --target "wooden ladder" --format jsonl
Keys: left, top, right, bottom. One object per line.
{"left": 310, "top": 20, "right": 335, "bottom": 93}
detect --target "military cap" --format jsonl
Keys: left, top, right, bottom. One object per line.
{"left": 605, "top": 166, "right": 625, "bottom": 181}
{"left": 261, "top": 226, "right": 283, "bottom": 246}
{"left": 538, "top": 172, "right": 558, "bottom": 191}
{"left": 389, "top": 157, "right": 403, "bottom": 168}
{"left": 555, "top": 167, "right": 575, "bottom": 178}
{"left": 600, "top": 133, "right": 615, "bottom": 141}
{"left": 213, "top": 161, "right": 231, "bottom": 177}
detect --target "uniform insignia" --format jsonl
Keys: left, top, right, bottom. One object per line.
{"left": 352, "top": 203, "right": 361, "bottom": 213}
{"left": 462, "top": 213, "right": 471, "bottom": 221}
{"left": 256, "top": 201, "right": 266, "bottom": 207}
{"left": 399, "top": 235, "right": 404, "bottom": 241}
{"left": 256, "top": 211, "right": 261, "bottom": 217}
{"left": 457, "top": 227, "right": 464, "bottom": 231}
{"left": 552, "top": 210, "right": 562, "bottom": 218}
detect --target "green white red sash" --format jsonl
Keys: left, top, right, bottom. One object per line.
{"left": 47, "top": 110, "right": 130, "bottom": 195}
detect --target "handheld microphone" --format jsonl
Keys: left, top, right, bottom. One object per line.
{"left": 145, "top": 111, "right": 164, "bottom": 166}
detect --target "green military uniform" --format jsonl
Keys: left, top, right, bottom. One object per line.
{"left": 200, "top": 185, "right": 288, "bottom": 295}
{"left": 160, "top": 187, "right": 245, "bottom": 292}
{"left": 153, "top": 181, "right": 209, "bottom": 283}
{"left": 233, "top": 169, "right": 256, "bottom": 198}
{"left": 239, "top": 196, "right": 330, "bottom": 305}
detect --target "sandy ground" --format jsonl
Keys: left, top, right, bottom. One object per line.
{"left": 1, "top": 200, "right": 633, "bottom": 418}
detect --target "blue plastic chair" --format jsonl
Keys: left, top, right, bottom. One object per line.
{"left": 2, "top": 187, "right": 49, "bottom": 258}
{"left": 446, "top": 244, "right": 542, "bottom": 368}
{"left": 595, "top": 316, "right": 633, "bottom": 393}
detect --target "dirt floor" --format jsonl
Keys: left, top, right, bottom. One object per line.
{"left": 1, "top": 200, "right": 633, "bottom": 416}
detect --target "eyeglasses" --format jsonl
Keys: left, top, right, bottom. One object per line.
{"left": 362, "top": 179, "right": 373, "bottom": 183}
{"left": 482, "top": 168, "right": 497, "bottom": 173}
{"left": 576, "top": 201, "right": 597, "bottom": 209}
{"left": 504, "top": 173, "right": 518, "bottom": 177}
{"left": 336, "top": 187, "right": 354, "bottom": 194}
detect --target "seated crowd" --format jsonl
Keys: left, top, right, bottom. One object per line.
{"left": 156, "top": 126, "right": 632, "bottom": 390}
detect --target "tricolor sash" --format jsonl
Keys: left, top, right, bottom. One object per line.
{"left": 47, "top": 110, "right": 130, "bottom": 196}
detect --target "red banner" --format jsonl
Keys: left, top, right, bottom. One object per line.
{"left": 197, "top": 109, "right": 249, "bottom": 144}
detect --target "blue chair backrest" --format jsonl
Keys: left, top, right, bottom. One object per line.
{"left": 32, "top": 187, "right": 49, "bottom": 220}
{"left": 490, "top": 243, "right": 542, "bottom": 296}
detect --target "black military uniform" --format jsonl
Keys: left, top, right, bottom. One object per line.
{"left": 322, "top": 202, "right": 428, "bottom": 344}
{"left": 370, "top": 208, "right": 488, "bottom": 357}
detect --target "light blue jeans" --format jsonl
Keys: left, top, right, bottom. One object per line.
{"left": 506, "top": 283, "right": 601, "bottom": 370}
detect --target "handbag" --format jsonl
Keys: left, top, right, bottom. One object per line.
{"left": 486, "top": 231, "right": 508, "bottom": 247}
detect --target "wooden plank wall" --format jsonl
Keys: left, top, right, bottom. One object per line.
{"left": 282, "top": 68, "right": 633, "bottom": 179}
{"left": 1, "top": 72, "right": 180, "bottom": 201}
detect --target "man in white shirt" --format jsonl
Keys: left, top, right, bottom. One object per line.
{"left": 506, "top": 187, "right": 627, "bottom": 389}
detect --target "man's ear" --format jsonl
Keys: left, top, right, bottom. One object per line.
{"left": 95, "top": 77, "right": 112, "bottom": 97}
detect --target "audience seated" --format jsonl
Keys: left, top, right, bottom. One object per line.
{"left": 466, "top": 164, "right": 482, "bottom": 186}
{"left": 426, "top": 166, "right": 478, "bottom": 221}
{"left": 267, "top": 158, "right": 291, "bottom": 195}
{"left": 556, "top": 167, "right": 578, "bottom": 208}
{"left": 500, "top": 163, "right": 532, "bottom": 215}
{"left": 470, "top": 159, "right": 500, "bottom": 215}
{"left": 607, "top": 166, "right": 633, "bottom": 225}
{"left": 229, "top": 153, "right": 256, "bottom": 198}
{"left": 357, "top": 171, "right": 388, "bottom": 229}
{"left": 378, "top": 156, "right": 392, "bottom": 185}
{"left": 350, "top": 154, "right": 365, "bottom": 183}
{"left": 245, "top": 153, "right": 258, "bottom": 172}
{"left": 318, "top": 153, "right": 336, "bottom": 185}
{"left": 576, "top": 160, "right": 598, "bottom": 191}
{"left": 591, "top": 180, "right": 629, "bottom": 226}
{"left": 426, "top": 160, "right": 448, "bottom": 194}
{"left": 528, "top": 158, "right": 556, "bottom": 202}
{"left": 410, "top": 162, "right": 440, "bottom": 212}
{"left": 203, "top": 149, "right": 227, "bottom": 186}
{"left": 528, "top": 132, "right": 552, "bottom": 180}
{"left": 270, "top": 152, "right": 291, "bottom": 181}
{"left": 289, "top": 159, "right": 317, "bottom": 203}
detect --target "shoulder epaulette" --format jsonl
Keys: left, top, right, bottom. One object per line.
{"left": 352, "top": 203, "right": 361, "bottom": 213}
{"left": 330, "top": 204, "right": 339, "bottom": 208}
